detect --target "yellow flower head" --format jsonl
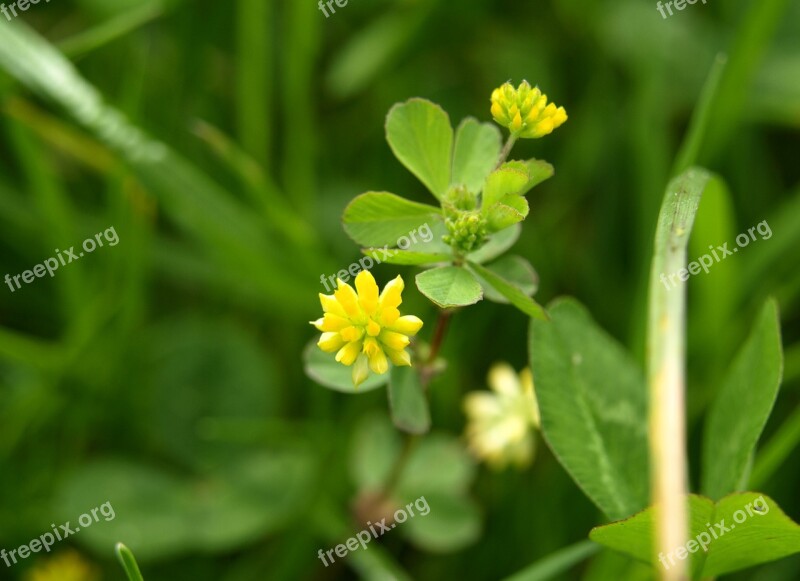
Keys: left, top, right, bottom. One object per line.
{"left": 490, "top": 80, "right": 567, "bottom": 138}
{"left": 311, "top": 271, "right": 423, "bottom": 388}
{"left": 25, "top": 551, "right": 98, "bottom": 581}
{"left": 463, "top": 363, "right": 540, "bottom": 469}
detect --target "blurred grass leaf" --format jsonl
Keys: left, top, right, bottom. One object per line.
{"left": 115, "top": 543, "right": 144, "bottom": 581}
{"left": 702, "top": 299, "right": 783, "bottom": 499}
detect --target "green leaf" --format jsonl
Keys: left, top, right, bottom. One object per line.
{"left": 529, "top": 299, "right": 648, "bottom": 520}
{"left": 386, "top": 98, "right": 453, "bottom": 200}
{"left": 468, "top": 261, "right": 546, "bottom": 319}
{"left": 361, "top": 248, "right": 451, "bottom": 266}
{"left": 59, "top": 453, "right": 316, "bottom": 561}
{"left": 467, "top": 224, "right": 521, "bottom": 264}
{"left": 702, "top": 299, "right": 783, "bottom": 499}
{"left": 485, "top": 194, "right": 530, "bottom": 232}
{"left": 401, "top": 493, "right": 481, "bottom": 553}
{"left": 387, "top": 365, "right": 431, "bottom": 434}
{"left": 415, "top": 266, "right": 483, "bottom": 308}
{"left": 115, "top": 543, "right": 144, "bottom": 581}
{"left": 342, "top": 192, "right": 442, "bottom": 248}
{"left": 473, "top": 255, "right": 538, "bottom": 304}
{"left": 590, "top": 492, "right": 800, "bottom": 579}
{"left": 451, "top": 118, "right": 502, "bottom": 193}
{"left": 350, "top": 414, "right": 403, "bottom": 491}
{"left": 303, "top": 341, "right": 388, "bottom": 393}
{"left": 502, "top": 159, "right": 555, "bottom": 195}
{"left": 481, "top": 166, "right": 529, "bottom": 209}
{"left": 395, "top": 434, "right": 476, "bottom": 498}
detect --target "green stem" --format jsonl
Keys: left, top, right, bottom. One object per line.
{"left": 496, "top": 134, "right": 518, "bottom": 168}
{"left": 647, "top": 168, "right": 709, "bottom": 581}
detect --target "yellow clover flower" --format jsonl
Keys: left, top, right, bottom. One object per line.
{"left": 490, "top": 80, "right": 567, "bottom": 138}
{"left": 25, "top": 550, "right": 98, "bottom": 581}
{"left": 311, "top": 271, "right": 423, "bottom": 388}
{"left": 463, "top": 363, "right": 540, "bottom": 469}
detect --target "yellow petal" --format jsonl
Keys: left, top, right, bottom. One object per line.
{"left": 464, "top": 392, "right": 501, "bottom": 419}
{"left": 318, "top": 332, "right": 345, "bottom": 353}
{"left": 388, "top": 315, "right": 423, "bottom": 336}
{"left": 340, "top": 325, "right": 365, "bottom": 342}
{"left": 379, "top": 330, "right": 410, "bottom": 351}
{"left": 352, "top": 354, "right": 370, "bottom": 388}
{"left": 511, "top": 111, "right": 523, "bottom": 132}
{"left": 318, "top": 313, "right": 350, "bottom": 332}
{"left": 335, "top": 340, "right": 362, "bottom": 366}
{"left": 319, "top": 293, "right": 346, "bottom": 317}
{"left": 378, "top": 275, "right": 404, "bottom": 310}
{"left": 362, "top": 337, "right": 381, "bottom": 358}
{"left": 310, "top": 318, "right": 325, "bottom": 331}
{"left": 533, "top": 118, "right": 554, "bottom": 137}
{"left": 385, "top": 347, "right": 411, "bottom": 367}
{"left": 379, "top": 307, "right": 400, "bottom": 326}
{"left": 552, "top": 107, "right": 568, "bottom": 126}
{"left": 355, "top": 270, "right": 379, "bottom": 315}
{"left": 491, "top": 102, "right": 506, "bottom": 123}
{"left": 368, "top": 347, "right": 389, "bottom": 375}
{"left": 334, "top": 279, "right": 361, "bottom": 317}
{"left": 519, "top": 368, "right": 540, "bottom": 427}
{"left": 488, "top": 362, "right": 520, "bottom": 396}
{"left": 366, "top": 319, "right": 381, "bottom": 337}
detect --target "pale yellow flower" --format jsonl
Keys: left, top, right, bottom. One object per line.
{"left": 463, "top": 363, "right": 540, "bottom": 469}
{"left": 25, "top": 550, "right": 98, "bottom": 581}
{"left": 311, "top": 271, "right": 423, "bottom": 387}
{"left": 491, "top": 80, "right": 567, "bottom": 138}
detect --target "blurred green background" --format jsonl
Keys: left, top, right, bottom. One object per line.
{"left": 0, "top": 0, "right": 799, "bottom": 579}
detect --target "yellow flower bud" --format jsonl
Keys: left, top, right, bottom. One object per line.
{"left": 490, "top": 81, "right": 567, "bottom": 139}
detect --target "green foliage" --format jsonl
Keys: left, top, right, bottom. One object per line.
{"left": 529, "top": 299, "right": 649, "bottom": 521}
{"left": 0, "top": 0, "right": 798, "bottom": 579}
{"left": 342, "top": 192, "right": 442, "bottom": 248}
{"left": 451, "top": 118, "right": 502, "bottom": 193}
{"left": 303, "top": 341, "right": 389, "bottom": 393}
{"left": 115, "top": 543, "right": 145, "bottom": 581}
{"left": 342, "top": 97, "right": 555, "bottom": 318}
{"left": 702, "top": 299, "right": 784, "bottom": 499}
{"left": 415, "top": 266, "right": 483, "bottom": 309}
{"left": 58, "top": 452, "right": 316, "bottom": 560}
{"left": 350, "top": 415, "right": 481, "bottom": 552}
{"left": 386, "top": 99, "right": 454, "bottom": 200}
{"left": 590, "top": 493, "right": 800, "bottom": 579}
{"left": 388, "top": 365, "right": 431, "bottom": 434}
